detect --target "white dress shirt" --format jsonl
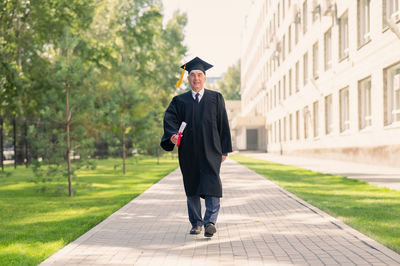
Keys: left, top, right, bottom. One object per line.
{"left": 191, "top": 88, "right": 205, "bottom": 102}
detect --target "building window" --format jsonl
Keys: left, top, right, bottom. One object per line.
{"left": 383, "top": 0, "right": 400, "bottom": 27}
{"left": 266, "top": 92, "right": 269, "bottom": 111}
{"left": 282, "top": 35, "right": 286, "bottom": 61}
{"left": 296, "top": 110, "right": 300, "bottom": 139}
{"left": 289, "top": 113, "right": 293, "bottom": 140}
{"left": 313, "top": 42, "right": 319, "bottom": 79}
{"left": 283, "top": 116, "right": 287, "bottom": 142}
{"left": 324, "top": 28, "right": 332, "bottom": 71}
{"left": 384, "top": 62, "right": 400, "bottom": 125}
{"left": 358, "top": 0, "right": 371, "bottom": 47}
{"left": 283, "top": 0, "right": 286, "bottom": 19}
{"left": 358, "top": 77, "right": 372, "bottom": 129}
{"left": 295, "top": 18, "right": 300, "bottom": 44}
{"left": 295, "top": 61, "right": 300, "bottom": 92}
{"left": 289, "top": 69, "right": 293, "bottom": 96}
{"left": 303, "top": 106, "right": 310, "bottom": 139}
{"left": 278, "top": 3, "right": 281, "bottom": 27}
{"left": 278, "top": 80, "right": 282, "bottom": 103}
{"left": 325, "top": 94, "right": 333, "bottom": 134}
{"left": 303, "top": 0, "right": 308, "bottom": 34}
{"left": 339, "top": 87, "right": 350, "bottom": 132}
{"left": 279, "top": 119, "right": 282, "bottom": 142}
{"left": 274, "top": 85, "right": 277, "bottom": 107}
{"left": 312, "top": 1, "right": 320, "bottom": 23}
{"left": 288, "top": 25, "right": 292, "bottom": 53}
{"left": 339, "top": 12, "right": 349, "bottom": 60}
{"left": 303, "top": 52, "right": 308, "bottom": 86}
{"left": 313, "top": 101, "right": 319, "bottom": 137}
{"left": 283, "top": 75, "right": 287, "bottom": 100}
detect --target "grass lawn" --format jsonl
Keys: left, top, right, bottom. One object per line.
{"left": 0, "top": 156, "right": 178, "bottom": 266}
{"left": 231, "top": 155, "right": 400, "bottom": 254}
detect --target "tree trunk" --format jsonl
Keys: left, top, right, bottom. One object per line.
{"left": 13, "top": 117, "right": 16, "bottom": 169}
{"left": 0, "top": 117, "right": 3, "bottom": 171}
{"left": 66, "top": 82, "right": 72, "bottom": 197}
{"left": 24, "top": 119, "right": 28, "bottom": 167}
{"left": 122, "top": 130, "right": 126, "bottom": 175}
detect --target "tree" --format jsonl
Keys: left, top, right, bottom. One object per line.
{"left": 218, "top": 60, "right": 241, "bottom": 100}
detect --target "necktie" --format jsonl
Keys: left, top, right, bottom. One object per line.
{"left": 195, "top": 93, "right": 200, "bottom": 104}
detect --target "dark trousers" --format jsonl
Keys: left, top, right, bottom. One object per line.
{"left": 187, "top": 195, "right": 220, "bottom": 227}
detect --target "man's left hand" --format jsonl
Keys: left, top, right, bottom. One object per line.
{"left": 222, "top": 155, "right": 227, "bottom": 163}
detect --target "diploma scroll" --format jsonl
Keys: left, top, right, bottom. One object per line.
{"left": 177, "top": 122, "right": 187, "bottom": 147}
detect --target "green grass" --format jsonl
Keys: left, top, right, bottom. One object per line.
{"left": 0, "top": 156, "right": 178, "bottom": 266}
{"left": 231, "top": 155, "right": 400, "bottom": 254}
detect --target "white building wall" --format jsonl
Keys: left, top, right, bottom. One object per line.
{"left": 241, "top": 0, "right": 400, "bottom": 166}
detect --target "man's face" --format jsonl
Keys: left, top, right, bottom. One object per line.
{"left": 188, "top": 70, "right": 206, "bottom": 92}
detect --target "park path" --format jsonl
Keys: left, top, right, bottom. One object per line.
{"left": 40, "top": 159, "right": 400, "bottom": 265}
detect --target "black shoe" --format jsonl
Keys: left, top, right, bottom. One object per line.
{"left": 190, "top": 225, "right": 201, "bottom": 235}
{"left": 204, "top": 223, "right": 216, "bottom": 237}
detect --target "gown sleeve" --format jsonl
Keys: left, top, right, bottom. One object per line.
{"left": 217, "top": 93, "right": 233, "bottom": 155}
{"left": 160, "top": 97, "right": 180, "bottom": 151}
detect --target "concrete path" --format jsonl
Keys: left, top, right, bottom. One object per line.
{"left": 243, "top": 152, "right": 400, "bottom": 192}
{"left": 40, "top": 159, "right": 400, "bottom": 265}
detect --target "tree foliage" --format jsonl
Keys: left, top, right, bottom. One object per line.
{"left": 218, "top": 60, "right": 241, "bottom": 100}
{"left": 0, "top": 0, "right": 187, "bottom": 195}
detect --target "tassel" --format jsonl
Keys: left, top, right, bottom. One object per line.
{"left": 175, "top": 64, "right": 186, "bottom": 88}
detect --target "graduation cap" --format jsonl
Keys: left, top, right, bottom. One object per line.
{"left": 175, "top": 57, "right": 213, "bottom": 88}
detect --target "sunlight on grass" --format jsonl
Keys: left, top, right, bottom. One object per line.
{"left": 231, "top": 155, "right": 400, "bottom": 254}
{"left": 0, "top": 156, "right": 178, "bottom": 266}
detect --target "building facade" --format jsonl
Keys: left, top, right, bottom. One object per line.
{"left": 240, "top": 0, "right": 400, "bottom": 166}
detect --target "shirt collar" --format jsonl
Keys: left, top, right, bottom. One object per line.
{"left": 191, "top": 88, "right": 205, "bottom": 99}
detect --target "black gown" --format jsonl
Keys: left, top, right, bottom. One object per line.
{"left": 160, "top": 89, "right": 232, "bottom": 198}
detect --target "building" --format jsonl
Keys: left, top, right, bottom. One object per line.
{"left": 240, "top": 0, "right": 400, "bottom": 166}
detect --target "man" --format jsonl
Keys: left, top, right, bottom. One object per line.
{"left": 160, "top": 57, "right": 232, "bottom": 237}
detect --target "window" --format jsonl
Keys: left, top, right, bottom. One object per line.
{"left": 295, "top": 18, "right": 300, "bottom": 44}
{"left": 289, "top": 113, "right": 293, "bottom": 140}
{"left": 278, "top": 3, "right": 281, "bottom": 27}
{"left": 288, "top": 25, "right": 292, "bottom": 53}
{"left": 313, "top": 101, "right": 319, "bottom": 137}
{"left": 303, "top": 52, "right": 308, "bottom": 86}
{"left": 303, "top": 106, "right": 310, "bottom": 139}
{"left": 278, "top": 80, "right": 282, "bottom": 103}
{"left": 339, "top": 87, "right": 350, "bottom": 132}
{"left": 266, "top": 92, "right": 269, "bottom": 111}
{"left": 358, "top": 77, "right": 372, "bottom": 129}
{"left": 283, "top": 0, "right": 286, "bottom": 19}
{"left": 325, "top": 94, "right": 333, "bottom": 134}
{"left": 279, "top": 119, "right": 282, "bottom": 142}
{"left": 384, "top": 62, "right": 400, "bottom": 125}
{"left": 383, "top": 0, "right": 400, "bottom": 27}
{"left": 289, "top": 69, "right": 293, "bottom": 95}
{"left": 358, "top": 0, "right": 371, "bottom": 47}
{"left": 274, "top": 85, "right": 277, "bottom": 107}
{"left": 303, "top": 0, "right": 308, "bottom": 34}
{"left": 283, "top": 116, "right": 287, "bottom": 142}
{"left": 339, "top": 12, "right": 349, "bottom": 60}
{"left": 324, "top": 28, "right": 332, "bottom": 70}
{"left": 283, "top": 75, "right": 287, "bottom": 100}
{"left": 296, "top": 110, "right": 300, "bottom": 139}
{"left": 313, "top": 42, "right": 319, "bottom": 79}
{"left": 312, "top": 1, "right": 320, "bottom": 23}
{"left": 282, "top": 35, "right": 286, "bottom": 61}
{"left": 295, "top": 61, "right": 300, "bottom": 92}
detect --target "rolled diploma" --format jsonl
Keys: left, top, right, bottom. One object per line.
{"left": 177, "top": 122, "right": 187, "bottom": 147}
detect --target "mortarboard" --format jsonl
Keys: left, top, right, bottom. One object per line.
{"left": 175, "top": 57, "right": 213, "bottom": 88}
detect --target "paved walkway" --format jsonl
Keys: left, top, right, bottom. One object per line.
{"left": 40, "top": 159, "right": 400, "bottom": 265}
{"left": 242, "top": 153, "right": 400, "bottom": 191}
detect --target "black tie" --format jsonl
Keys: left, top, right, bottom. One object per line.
{"left": 195, "top": 93, "right": 200, "bottom": 104}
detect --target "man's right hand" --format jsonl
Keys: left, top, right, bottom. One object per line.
{"left": 171, "top": 134, "right": 179, "bottom": 145}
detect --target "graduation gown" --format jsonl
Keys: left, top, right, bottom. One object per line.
{"left": 160, "top": 89, "right": 232, "bottom": 198}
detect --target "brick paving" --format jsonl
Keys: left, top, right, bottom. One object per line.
{"left": 40, "top": 159, "right": 400, "bottom": 265}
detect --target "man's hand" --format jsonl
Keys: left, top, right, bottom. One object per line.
{"left": 171, "top": 134, "right": 179, "bottom": 145}
{"left": 222, "top": 155, "right": 227, "bottom": 163}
